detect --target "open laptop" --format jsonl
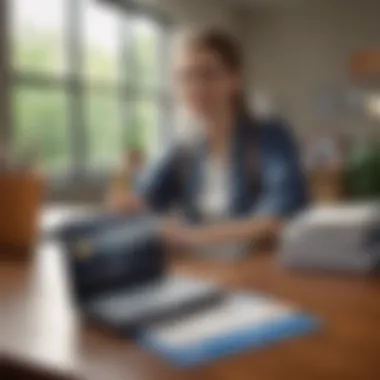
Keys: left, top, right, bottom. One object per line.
{"left": 58, "top": 214, "right": 223, "bottom": 335}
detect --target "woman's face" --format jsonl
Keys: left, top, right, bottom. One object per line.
{"left": 174, "top": 44, "right": 241, "bottom": 119}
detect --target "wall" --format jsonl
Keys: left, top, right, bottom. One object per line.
{"left": 157, "top": 0, "right": 235, "bottom": 30}
{"left": 114, "top": 0, "right": 237, "bottom": 30}
{"left": 237, "top": 1, "right": 380, "bottom": 140}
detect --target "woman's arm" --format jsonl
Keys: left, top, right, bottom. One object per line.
{"left": 107, "top": 146, "right": 181, "bottom": 214}
{"left": 165, "top": 217, "right": 283, "bottom": 247}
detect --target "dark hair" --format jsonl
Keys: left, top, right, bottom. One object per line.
{"left": 182, "top": 28, "right": 247, "bottom": 114}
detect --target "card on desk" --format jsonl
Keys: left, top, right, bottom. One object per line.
{"left": 139, "top": 294, "right": 319, "bottom": 367}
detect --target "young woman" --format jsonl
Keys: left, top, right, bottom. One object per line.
{"left": 108, "top": 29, "right": 307, "bottom": 251}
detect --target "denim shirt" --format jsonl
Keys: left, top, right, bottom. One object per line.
{"left": 138, "top": 115, "right": 308, "bottom": 223}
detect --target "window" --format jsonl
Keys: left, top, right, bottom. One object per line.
{"left": 12, "top": 86, "right": 70, "bottom": 172}
{"left": 9, "top": 0, "right": 171, "bottom": 176}
{"left": 11, "top": 0, "right": 67, "bottom": 76}
{"left": 85, "top": 92, "right": 122, "bottom": 167}
{"left": 82, "top": 0, "right": 120, "bottom": 83}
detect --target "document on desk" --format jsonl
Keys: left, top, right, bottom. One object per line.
{"left": 139, "top": 293, "right": 319, "bottom": 367}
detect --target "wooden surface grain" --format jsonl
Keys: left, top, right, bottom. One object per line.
{"left": 1, "top": 238, "right": 380, "bottom": 379}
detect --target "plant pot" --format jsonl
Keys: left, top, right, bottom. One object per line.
{"left": 0, "top": 172, "right": 45, "bottom": 260}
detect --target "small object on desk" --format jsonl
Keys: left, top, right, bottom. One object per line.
{"left": 139, "top": 293, "right": 319, "bottom": 367}
{"left": 279, "top": 203, "right": 380, "bottom": 273}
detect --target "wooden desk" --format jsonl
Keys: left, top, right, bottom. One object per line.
{"left": 1, "top": 241, "right": 380, "bottom": 379}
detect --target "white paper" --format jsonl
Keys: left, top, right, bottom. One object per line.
{"left": 147, "top": 295, "right": 295, "bottom": 348}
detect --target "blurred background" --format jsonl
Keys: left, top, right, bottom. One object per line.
{"left": 1, "top": 0, "right": 380, "bottom": 205}
{"left": 1, "top": 3, "right": 380, "bottom": 377}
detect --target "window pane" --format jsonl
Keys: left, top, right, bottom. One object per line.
{"left": 11, "top": 0, "right": 66, "bottom": 75}
{"left": 134, "top": 101, "right": 159, "bottom": 157}
{"left": 82, "top": 0, "right": 120, "bottom": 83}
{"left": 85, "top": 93, "right": 122, "bottom": 167}
{"left": 12, "top": 86, "right": 70, "bottom": 171}
{"left": 131, "top": 17, "right": 160, "bottom": 88}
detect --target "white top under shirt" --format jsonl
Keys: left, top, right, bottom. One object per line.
{"left": 196, "top": 155, "right": 249, "bottom": 260}
{"left": 198, "top": 156, "right": 230, "bottom": 222}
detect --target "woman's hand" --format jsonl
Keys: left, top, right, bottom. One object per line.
{"left": 162, "top": 218, "right": 283, "bottom": 250}
{"left": 106, "top": 190, "right": 145, "bottom": 215}
{"left": 162, "top": 220, "right": 210, "bottom": 249}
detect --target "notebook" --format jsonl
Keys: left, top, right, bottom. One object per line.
{"left": 139, "top": 293, "right": 320, "bottom": 367}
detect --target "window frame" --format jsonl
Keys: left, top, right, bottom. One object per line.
{"left": 8, "top": 0, "right": 173, "bottom": 193}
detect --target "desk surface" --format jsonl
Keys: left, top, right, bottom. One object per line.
{"left": 1, "top": 229, "right": 380, "bottom": 379}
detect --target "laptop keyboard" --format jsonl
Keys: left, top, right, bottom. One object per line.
{"left": 86, "top": 276, "right": 221, "bottom": 325}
